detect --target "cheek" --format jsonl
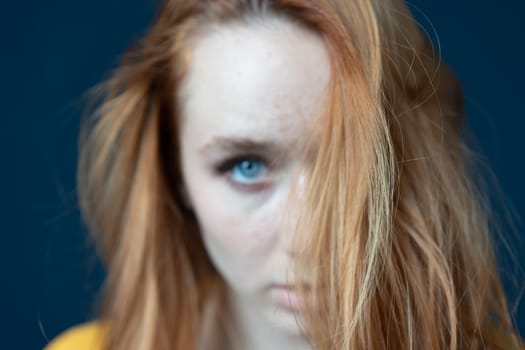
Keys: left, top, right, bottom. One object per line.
{"left": 200, "top": 205, "right": 277, "bottom": 262}
{"left": 198, "top": 194, "right": 281, "bottom": 291}
{"left": 183, "top": 166, "right": 282, "bottom": 290}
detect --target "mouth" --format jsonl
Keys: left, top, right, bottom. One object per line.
{"left": 268, "top": 283, "right": 311, "bottom": 313}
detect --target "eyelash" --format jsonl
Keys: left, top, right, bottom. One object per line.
{"left": 215, "top": 154, "right": 267, "bottom": 173}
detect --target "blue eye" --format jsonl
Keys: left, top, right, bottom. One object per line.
{"left": 231, "top": 159, "right": 267, "bottom": 183}
{"left": 215, "top": 156, "right": 270, "bottom": 185}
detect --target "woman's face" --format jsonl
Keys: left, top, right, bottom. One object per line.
{"left": 178, "top": 17, "right": 330, "bottom": 336}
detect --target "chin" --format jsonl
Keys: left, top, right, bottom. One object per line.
{"left": 265, "top": 305, "right": 310, "bottom": 338}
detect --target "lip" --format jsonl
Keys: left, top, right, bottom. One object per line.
{"left": 269, "top": 284, "right": 309, "bottom": 313}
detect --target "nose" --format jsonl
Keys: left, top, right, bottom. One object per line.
{"left": 297, "top": 173, "right": 306, "bottom": 200}
{"left": 279, "top": 170, "right": 308, "bottom": 257}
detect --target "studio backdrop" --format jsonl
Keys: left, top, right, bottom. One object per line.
{"left": 5, "top": 0, "right": 524, "bottom": 349}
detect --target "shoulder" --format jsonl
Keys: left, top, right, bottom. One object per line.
{"left": 44, "top": 321, "right": 106, "bottom": 350}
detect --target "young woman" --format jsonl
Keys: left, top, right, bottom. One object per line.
{"left": 45, "top": 0, "right": 523, "bottom": 349}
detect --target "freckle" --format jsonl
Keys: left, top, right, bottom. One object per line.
{"left": 273, "top": 95, "right": 282, "bottom": 109}
{"left": 277, "top": 121, "right": 290, "bottom": 134}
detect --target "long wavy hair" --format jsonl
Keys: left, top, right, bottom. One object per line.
{"left": 77, "top": 0, "right": 522, "bottom": 349}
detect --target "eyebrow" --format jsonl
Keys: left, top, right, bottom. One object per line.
{"left": 198, "top": 136, "right": 284, "bottom": 157}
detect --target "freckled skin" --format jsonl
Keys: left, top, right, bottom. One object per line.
{"left": 179, "top": 17, "right": 330, "bottom": 350}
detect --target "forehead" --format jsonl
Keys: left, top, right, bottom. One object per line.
{"left": 179, "top": 16, "right": 331, "bottom": 148}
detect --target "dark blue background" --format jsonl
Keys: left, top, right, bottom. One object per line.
{"left": 4, "top": 0, "right": 524, "bottom": 348}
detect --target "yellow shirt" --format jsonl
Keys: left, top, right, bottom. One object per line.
{"left": 45, "top": 321, "right": 524, "bottom": 350}
{"left": 44, "top": 322, "right": 103, "bottom": 350}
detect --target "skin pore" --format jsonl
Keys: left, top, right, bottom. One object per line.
{"left": 178, "top": 16, "right": 331, "bottom": 350}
